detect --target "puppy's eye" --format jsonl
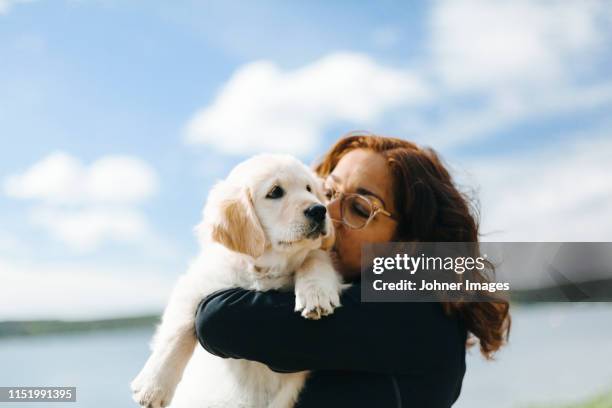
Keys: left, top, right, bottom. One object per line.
{"left": 266, "top": 185, "right": 284, "bottom": 199}
{"left": 324, "top": 188, "right": 334, "bottom": 200}
{"left": 306, "top": 185, "right": 312, "bottom": 193}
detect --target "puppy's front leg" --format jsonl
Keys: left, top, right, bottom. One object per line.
{"left": 294, "top": 249, "right": 344, "bottom": 320}
{"left": 131, "top": 275, "right": 202, "bottom": 408}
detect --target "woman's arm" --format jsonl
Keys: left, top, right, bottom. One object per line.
{"left": 195, "top": 283, "right": 466, "bottom": 374}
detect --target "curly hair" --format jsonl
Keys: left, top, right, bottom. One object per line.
{"left": 315, "top": 132, "right": 511, "bottom": 359}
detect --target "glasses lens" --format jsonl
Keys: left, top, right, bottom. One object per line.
{"left": 342, "top": 195, "right": 373, "bottom": 228}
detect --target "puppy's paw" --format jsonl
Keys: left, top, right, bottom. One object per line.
{"left": 294, "top": 283, "right": 341, "bottom": 320}
{"left": 130, "top": 367, "right": 176, "bottom": 408}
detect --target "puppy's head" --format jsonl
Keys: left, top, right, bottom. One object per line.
{"left": 198, "top": 154, "right": 333, "bottom": 259}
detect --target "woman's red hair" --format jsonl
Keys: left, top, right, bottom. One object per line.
{"left": 315, "top": 133, "right": 511, "bottom": 359}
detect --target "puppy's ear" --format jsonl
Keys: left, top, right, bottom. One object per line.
{"left": 198, "top": 181, "right": 266, "bottom": 258}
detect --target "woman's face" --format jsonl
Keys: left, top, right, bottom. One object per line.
{"left": 324, "top": 149, "right": 397, "bottom": 279}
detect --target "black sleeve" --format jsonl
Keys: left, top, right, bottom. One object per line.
{"left": 195, "top": 283, "right": 466, "bottom": 374}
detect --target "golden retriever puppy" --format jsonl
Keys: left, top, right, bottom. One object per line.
{"left": 131, "top": 154, "right": 343, "bottom": 408}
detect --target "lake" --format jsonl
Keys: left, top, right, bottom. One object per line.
{"left": 1, "top": 304, "right": 611, "bottom": 408}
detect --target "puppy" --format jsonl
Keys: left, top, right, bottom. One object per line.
{"left": 131, "top": 154, "right": 343, "bottom": 408}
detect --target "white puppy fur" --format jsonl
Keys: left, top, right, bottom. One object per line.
{"left": 131, "top": 154, "right": 343, "bottom": 408}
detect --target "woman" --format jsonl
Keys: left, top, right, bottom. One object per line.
{"left": 195, "top": 133, "right": 511, "bottom": 407}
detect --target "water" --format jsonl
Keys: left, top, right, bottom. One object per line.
{"left": 456, "top": 303, "right": 612, "bottom": 408}
{"left": 0, "top": 304, "right": 611, "bottom": 408}
{"left": 0, "top": 328, "right": 152, "bottom": 408}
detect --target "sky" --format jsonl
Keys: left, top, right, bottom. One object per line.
{"left": 1, "top": 0, "right": 611, "bottom": 319}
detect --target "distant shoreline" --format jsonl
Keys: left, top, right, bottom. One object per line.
{"left": 0, "top": 315, "right": 160, "bottom": 338}
{"left": 3, "top": 281, "right": 612, "bottom": 339}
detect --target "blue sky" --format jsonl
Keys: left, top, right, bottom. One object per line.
{"left": 1, "top": 0, "right": 611, "bottom": 319}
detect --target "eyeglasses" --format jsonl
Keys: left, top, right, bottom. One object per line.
{"left": 327, "top": 190, "right": 396, "bottom": 229}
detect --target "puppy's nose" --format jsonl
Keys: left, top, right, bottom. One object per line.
{"left": 304, "top": 204, "right": 327, "bottom": 223}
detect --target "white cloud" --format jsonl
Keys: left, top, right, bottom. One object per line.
{"left": 0, "top": 232, "right": 23, "bottom": 255}
{"left": 185, "top": 52, "right": 430, "bottom": 155}
{"left": 408, "top": 81, "right": 612, "bottom": 148}
{"left": 4, "top": 151, "right": 158, "bottom": 205}
{"left": 0, "top": 0, "right": 34, "bottom": 15}
{"left": 185, "top": 1, "right": 612, "bottom": 155}
{"left": 399, "top": 0, "right": 612, "bottom": 147}
{"left": 461, "top": 134, "right": 612, "bottom": 241}
{"left": 29, "top": 207, "right": 150, "bottom": 252}
{"left": 0, "top": 257, "right": 174, "bottom": 320}
{"left": 3, "top": 152, "right": 161, "bottom": 252}
{"left": 430, "top": 0, "right": 608, "bottom": 91}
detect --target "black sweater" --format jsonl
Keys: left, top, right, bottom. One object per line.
{"left": 195, "top": 283, "right": 467, "bottom": 408}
